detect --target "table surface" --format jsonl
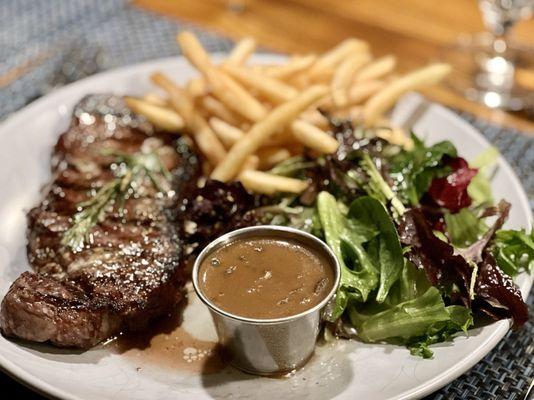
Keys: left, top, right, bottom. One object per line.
{"left": 134, "top": 0, "right": 534, "bottom": 135}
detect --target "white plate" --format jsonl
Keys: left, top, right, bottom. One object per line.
{"left": 0, "top": 55, "right": 531, "bottom": 400}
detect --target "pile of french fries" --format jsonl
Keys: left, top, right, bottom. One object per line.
{"left": 125, "top": 32, "right": 451, "bottom": 195}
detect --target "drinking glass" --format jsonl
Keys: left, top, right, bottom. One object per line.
{"left": 445, "top": 0, "right": 534, "bottom": 110}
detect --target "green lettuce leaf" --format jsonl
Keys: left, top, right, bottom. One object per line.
{"left": 348, "top": 196, "right": 404, "bottom": 302}
{"left": 389, "top": 134, "right": 457, "bottom": 206}
{"left": 347, "top": 262, "right": 473, "bottom": 358}
{"left": 317, "top": 192, "right": 379, "bottom": 319}
{"left": 444, "top": 208, "right": 488, "bottom": 247}
{"left": 407, "top": 305, "right": 473, "bottom": 358}
{"left": 467, "top": 147, "right": 499, "bottom": 206}
{"left": 493, "top": 228, "right": 534, "bottom": 276}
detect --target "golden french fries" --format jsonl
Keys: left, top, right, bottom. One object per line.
{"left": 263, "top": 55, "right": 317, "bottom": 79}
{"left": 209, "top": 117, "right": 245, "bottom": 148}
{"left": 211, "top": 85, "right": 329, "bottom": 182}
{"left": 348, "top": 80, "right": 386, "bottom": 105}
{"left": 224, "top": 37, "right": 257, "bottom": 67}
{"left": 178, "top": 32, "right": 267, "bottom": 122}
{"left": 129, "top": 31, "right": 450, "bottom": 195}
{"left": 151, "top": 72, "right": 227, "bottom": 165}
{"left": 309, "top": 38, "right": 369, "bottom": 78}
{"left": 364, "top": 63, "right": 451, "bottom": 125}
{"left": 257, "top": 147, "right": 292, "bottom": 170}
{"left": 142, "top": 93, "right": 168, "bottom": 107}
{"left": 201, "top": 95, "right": 241, "bottom": 126}
{"left": 331, "top": 53, "right": 371, "bottom": 107}
{"left": 291, "top": 120, "right": 339, "bottom": 154}
{"left": 240, "top": 155, "right": 260, "bottom": 172}
{"left": 239, "top": 170, "right": 308, "bottom": 194}
{"left": 223, "top": 64, "right": 299, "bottom": 103}
{"left": 124, "top": 97, "right": 184, "bottom": 132}
{"left": 355, "top": 55, "right": 396, "bottom": 83}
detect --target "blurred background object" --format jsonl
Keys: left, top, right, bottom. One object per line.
{"left": 445, "top": 0, "right": 534, "bottom": 111}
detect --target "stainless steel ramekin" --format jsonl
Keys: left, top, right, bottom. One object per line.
{"left": 192, "top": 225, "right": 340, "bottom": 376}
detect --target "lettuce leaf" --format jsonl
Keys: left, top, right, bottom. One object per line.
{"left": 444, "top": 208, "right": 488, "bottom": 247}
{"left": 389, "top": 134, "right": 457, "bottom": 206}
{"left": 493, "top": 228, "right": 534, "bottom": 276}
{"left": 467, "top": 147, "right": 499, "bottom": 206}
{"left": 348, "top": 196, "right": 404, "bottom": 302}
{"left": 317, "top": 192, "right": 379, "bottom": 319}
{"left": 347, "top": 262, "right": 473, "bottom": 358}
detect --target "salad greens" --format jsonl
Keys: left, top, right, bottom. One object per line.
{"left": 184, "top": 117, "right": 532, "bottom": 359}
{"left": 389, "top": 134, "right": 457, "bottom": 206}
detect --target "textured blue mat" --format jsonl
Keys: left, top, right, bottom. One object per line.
{"left": 0, "top": 1, "right": 532, "bottom": 399}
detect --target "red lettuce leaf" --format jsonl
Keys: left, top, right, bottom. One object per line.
{"left": 398, "top": 208, "right": 472, "bottom": 307}
{"left": 474, "top": 251, "right": 528, "bottom": 329}
{"left": 427, "top": 157, "right": 477, "bottom": 213}
{"left": 398, "top": 206, "right": 528, "bottom": 329}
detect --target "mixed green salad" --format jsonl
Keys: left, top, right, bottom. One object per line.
{"left": 182, "top": 117, "right": 533, "bottom": 358}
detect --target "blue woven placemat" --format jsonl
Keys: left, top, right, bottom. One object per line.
{"left": 0, "top": 1, "right": 532, "bottom": 399}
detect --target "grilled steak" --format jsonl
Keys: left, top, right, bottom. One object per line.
{"left": 0, "top": 95, "right": 199, "bottom": 348}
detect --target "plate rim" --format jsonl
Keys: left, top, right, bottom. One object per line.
{"left": 0, "top": 55, "right": 532, "bottom": 400}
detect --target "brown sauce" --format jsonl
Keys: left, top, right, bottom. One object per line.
{"left": 111, "top": 292, "right": 225, "bottom": 375}
{"left": 198, "top": 236, "right": 335, "bottom": 319}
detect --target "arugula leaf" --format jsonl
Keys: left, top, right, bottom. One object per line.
{"left": 493, "top": 228, "right": 534, "bottom": 276}
{"left": 317, "top": 192, "right": 379, "bottom": 320}
{"left": 444, "top": 208, "right": 488, "bottom": 247}
{"left": 348, "top": 196, "right": 404, "bottom": 302}
{"left": 389, "top": 134, "right": 457, "bottom": 206}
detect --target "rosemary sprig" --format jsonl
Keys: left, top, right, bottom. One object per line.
{"left": 61, "top": 149, "right": 172, "bottom": 251}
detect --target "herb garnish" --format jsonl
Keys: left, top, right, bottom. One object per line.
{"left": 61, "top": 149, "right": 172, "bottom": 251}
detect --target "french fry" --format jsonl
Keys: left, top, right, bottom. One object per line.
{"left": 211, "top": 85, "right": 329, "bottom": 182}
{"left": 374, "top": 126, "right": 414, "bottom": 150}
{"left": 178, "top": 31, "right": 267, "bottom": 121}
{"left": 142, "top": 92, "right": 168, "bottom": 106}
{"left": 151, "top": 72, "right": 227, "bottom": 165}
{"left": 239, "top": 170, "right": 308, "bottom": 194}
{"left": 257, "top": 147, "right": 292, "bottom": 170}
{"left": 223, "top": 64, "right": 299, "bottom": 103}
{"left": 263, "top": 55, "right": 317, "bottom": 79}
{"left": 224, "top": 37, "right": 257, "bottom": 67}
{"left": 348, "top": 80, "right": 386, "bottom": 105}
{"left": 300, "top": 109, "right": 329, "bottom": 129}
{"left": 308, "top": 38, "right": 369, "bottom": 78}
{"left": 355, "top": 55, "right": 396, "bottom": 83}
{"left": 124, "top": 96, "right": 184, "bottom": 132}
{"left": 201, "top": 95, "right": 241, "bottom": 126}
{"left": 240, "top": 155, "right": 260, "bottom": 172}
{"left": 331, "top": 53, "right": 371, "bottom": 107}
{"left": 291, "top": 119, "right": 339, "bottom": 154}
{"left": 209, "top": 117, "right": 245, "bottom": 148}
{"left": 363, "top": 63, "right": 452, "bottom": 126}
{"left": 187, "top": 77, "right": 208, "bottom": 98}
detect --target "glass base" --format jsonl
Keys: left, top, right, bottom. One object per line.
{"left": 443, "top": 33, "right": 534, "bottom": 111}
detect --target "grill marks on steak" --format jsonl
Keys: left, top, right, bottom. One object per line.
{"left": 0, "top": 95, "right": 199, "bottom": 348}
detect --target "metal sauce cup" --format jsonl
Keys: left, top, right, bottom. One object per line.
{"left": 192, "top": 225, "right": 340, "bottom": 376}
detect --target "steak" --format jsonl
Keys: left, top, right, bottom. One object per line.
{"left": 0, "top": 95, "right": 199, "bottom": 348}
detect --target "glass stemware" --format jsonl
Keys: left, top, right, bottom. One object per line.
{"left": 445, "top": 0, "right": 534, "bottom": 111}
